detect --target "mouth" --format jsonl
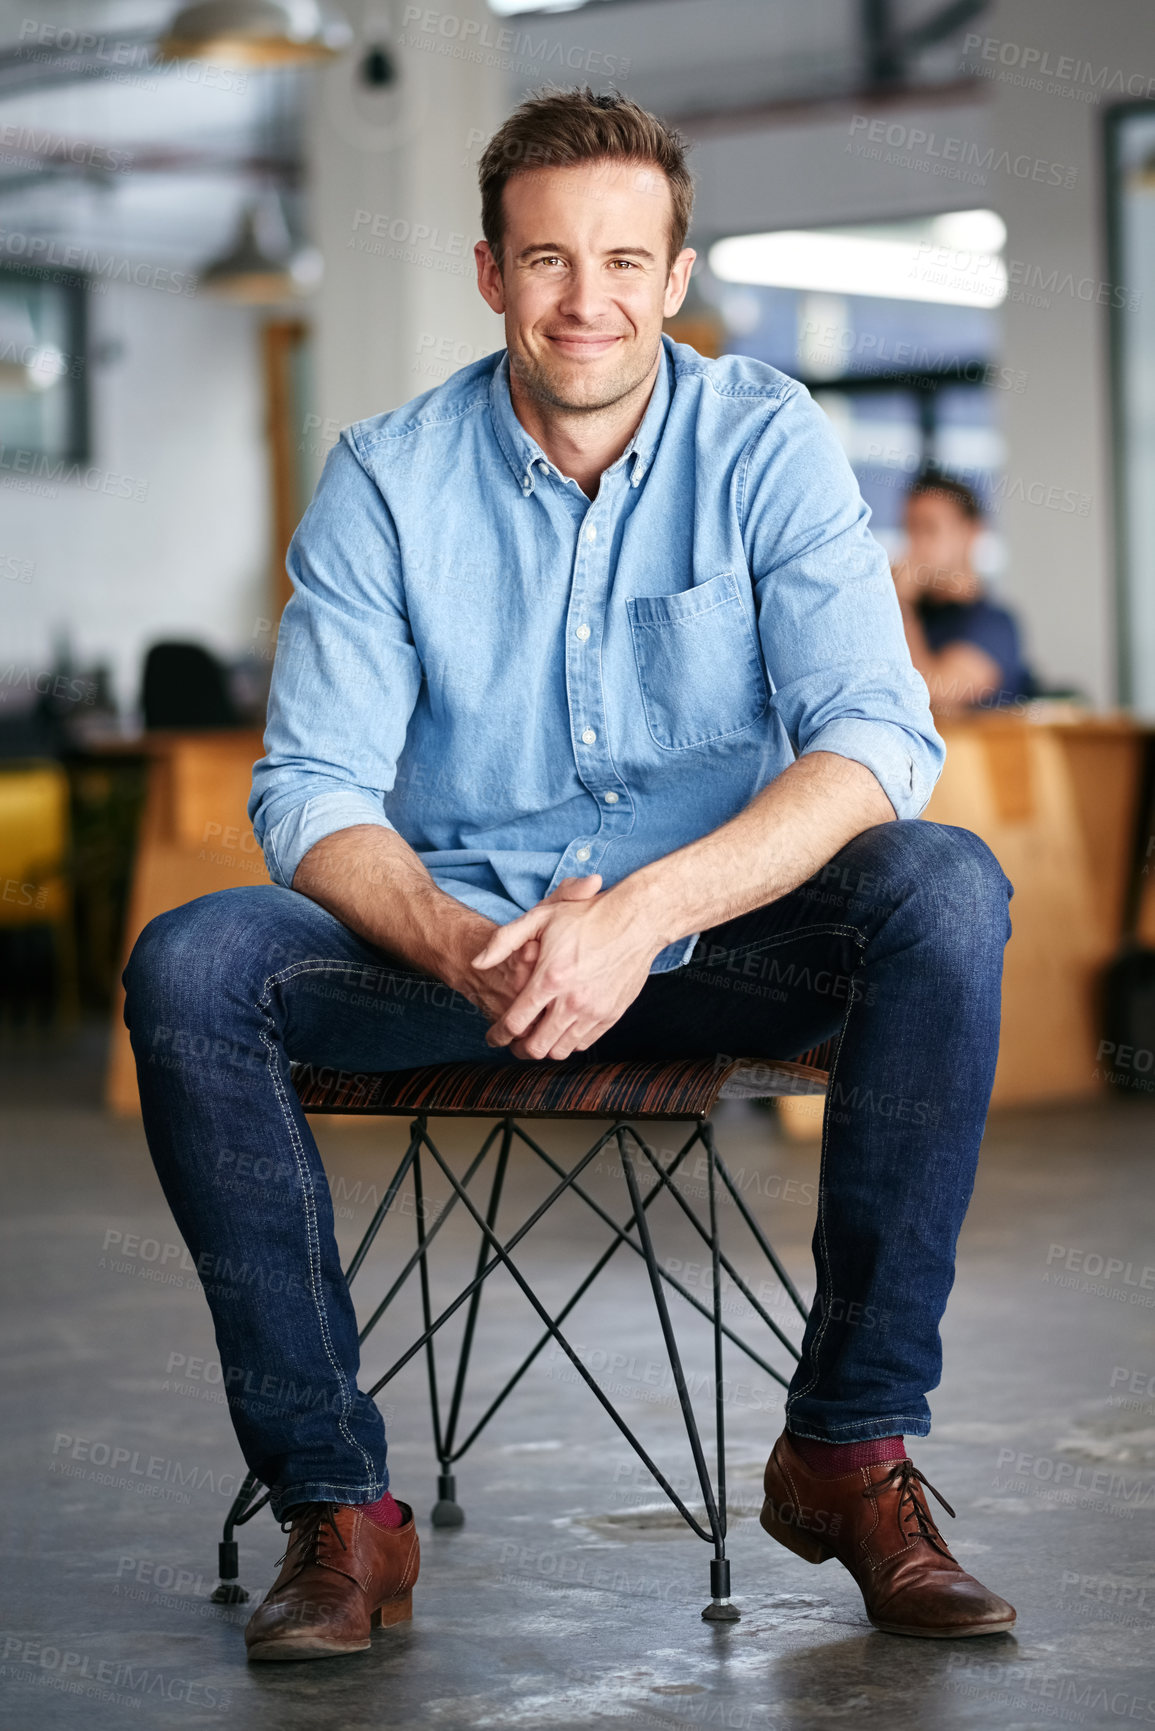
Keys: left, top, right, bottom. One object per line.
{"left": 544, "top": 333, "right": 624, "bottom": 358}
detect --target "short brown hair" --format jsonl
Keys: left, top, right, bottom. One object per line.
{"left": 478, "top": 86, "right": 694, "bottom": 270}
{"left": 909, "top": 471, "right": 984, "bottom": 521}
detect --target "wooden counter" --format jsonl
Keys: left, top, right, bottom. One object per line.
{"left": 106, "top": 730, "right": 269, "bottom": 1114}
{"left": 924, "top": 709, "right": 1148, "bottom": 1106}
{"left": 778, "top": 706, "right": 1152, "bottom": 1133}
{"left": 108, "top": 711, "right": 1152, "bottom": 1116}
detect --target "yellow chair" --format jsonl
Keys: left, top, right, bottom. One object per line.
{"left": 0, "top": 760, "right": 77, "bottom": 1022}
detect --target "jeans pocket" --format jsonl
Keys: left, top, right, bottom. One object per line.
{"left": 627, "top": 570, "right": 770, "bottom": 750}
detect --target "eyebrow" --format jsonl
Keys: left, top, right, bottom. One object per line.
{"left": 516, "top": 244, "right": 657, "bottom": 263}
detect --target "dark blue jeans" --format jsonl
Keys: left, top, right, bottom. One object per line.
{"left": 122, "top": 820, "right": 1011, "bottom": 1518}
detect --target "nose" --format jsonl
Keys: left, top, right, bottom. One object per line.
{"left": 555, "top": 259, "right": 611, "bottom": 325}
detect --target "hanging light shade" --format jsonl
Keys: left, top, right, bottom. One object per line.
{"left": 199, "top": 201, "right": 321, "bottom": 303}
{"left": 159, "top": 1, "right": 352, "bottom": 68}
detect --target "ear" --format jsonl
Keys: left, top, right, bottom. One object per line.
{"left": 662, "top": 247, "right": 697, "bottom": 319}
{"left": 475, "top": 240, "right": 506, "bottom": 315}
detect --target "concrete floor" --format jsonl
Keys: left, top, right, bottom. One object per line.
{"left": 2, "top": 1028, "right": 1154, "bottom": 1731}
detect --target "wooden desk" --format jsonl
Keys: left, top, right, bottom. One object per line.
{"left": 106, "top": 730, "right": 269, "bottom": 1114}
{"left": 779, "top": 707, "right": 1152, "bottom": 1134}
{"left": 108, "top": 712, "right": 1152, "bottom": 1117}
{"left": 925, "top": 709, "right": 1148, "bottom": 1106}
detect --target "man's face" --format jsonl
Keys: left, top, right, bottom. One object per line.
{"left": 903, "top": 492, "right": 978, "bottom": 598}
{"left": 475, "top": 159, "right": 695, "bottom": 414}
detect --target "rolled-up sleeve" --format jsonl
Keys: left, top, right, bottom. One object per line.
{"left": 740, "top": 383, "right": 944, "bottom": 819}
{"left": 248, "top": 431, "right": 423, "bottom": 888}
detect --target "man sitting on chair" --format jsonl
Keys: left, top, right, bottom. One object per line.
{"left": 124, "top": 86, "right": 1017, "bottom": 1660}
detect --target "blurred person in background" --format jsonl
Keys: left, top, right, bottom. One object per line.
{"left": 892, "top": 473, "right": 1035, "bottom": 714}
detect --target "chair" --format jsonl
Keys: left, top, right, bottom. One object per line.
{"left": 212, "top": 1040, "right": 835, "bottom": 1623}
{"left": 140, "top": 642, "right": 240, "bottom": 731}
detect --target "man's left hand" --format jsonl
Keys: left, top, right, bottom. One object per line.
{"left": 470, "top": 875, "right": 664, "bottom": 1060}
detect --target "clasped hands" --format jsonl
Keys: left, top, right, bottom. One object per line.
{"left": 457, "top": 873, "right": 663, "bottom": 1062}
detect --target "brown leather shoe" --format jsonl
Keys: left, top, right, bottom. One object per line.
{"left": 760, "top": 1432, "right": 1015, "bottom": 1639}
{"left": 244, "top": 1500, "right": 420, "bottom": 1662}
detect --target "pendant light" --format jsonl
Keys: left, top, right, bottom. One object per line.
{"left": 199, "top": 194, "right": 321, "bottom": 302}
{"left": 159, "top": 1, "right": 352, "bottom": 68}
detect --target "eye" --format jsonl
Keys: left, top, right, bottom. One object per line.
{"left": 608, "top": 258, "right": 639, "bottom": 270}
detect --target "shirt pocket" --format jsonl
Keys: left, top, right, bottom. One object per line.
{"left": 627, "top": 570, "right": 770, "bottom": 750}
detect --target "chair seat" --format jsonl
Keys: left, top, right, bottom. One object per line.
{"left": 291, "top": 1039, "right": 835, "bottom": 1120}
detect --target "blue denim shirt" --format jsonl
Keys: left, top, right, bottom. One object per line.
{"left": 249, "top": 334, "right": 944, "bottom": 973}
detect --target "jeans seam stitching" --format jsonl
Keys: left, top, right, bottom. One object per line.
{"left": 786, "top": 928, "right": 867, "bottom": 1418}
{"left": 258, "top": 961, "right": 383, "bottom": 1497}
{"left": 697, "top": 923, "right": 865, "bottom": 964}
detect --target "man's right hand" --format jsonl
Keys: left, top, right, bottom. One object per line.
{"left": 445, "top": 875, "right": 604, "bottom": 1030}
{"left": 292, "top": 826, "right": 604, "bottom": 1039}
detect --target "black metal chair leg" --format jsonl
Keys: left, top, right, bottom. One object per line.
{"left": 432, "top": 1120, "right": 512, "bottom": 1527}
{"left": 211, "top": 1468, "right": 262, "bottom": 1603}
{"left": 618, "top": 1126, "right": 740, "bottom": 1623}
{"left": 701, "top": 1122, "right": 739, "bottom": 1623}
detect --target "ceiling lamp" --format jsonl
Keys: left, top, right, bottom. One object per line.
{"left": 159, "top": 1, "right": 352, "bottom": 68}
{"left": 199, "top": 201, "right": 321, "bottom": 303}
{"left": 709, "top": 222, "right": 1007, "bottom": 310}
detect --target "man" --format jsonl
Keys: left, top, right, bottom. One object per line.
{"left": 891, "top": 472, "right": 1035, "bottom": 713}
{"left": 124, "top": 87, "right": 1017, "bottom": 1661}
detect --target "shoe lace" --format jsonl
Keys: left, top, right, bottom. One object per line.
{"left": 863, "top": 1459, "right": 956, "bottom": 1559}
{"left": 275, "top": 1501, "right": 348, "bottom": 1572}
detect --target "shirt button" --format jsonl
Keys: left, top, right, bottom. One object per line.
{"left": 585, "top": 523, "right": 597, "bottom": 542}
{"left": 581, "top": 727, "right": 596, "bottom": 744}
{"left": 576, "top": 623, "right": 590, "bottom": 641}
{"left": 575, "top": 845, "right": 591, "bottom": 862}
{"left": 604, "top": 791, "right": 619, "bottom": 804}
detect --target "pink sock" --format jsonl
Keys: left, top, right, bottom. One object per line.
{"left": 787, "top": 1431, "right": 906, "bottom": 1477}
{"left": 357, "top": 1490, "right": 405, "bottom": 1529}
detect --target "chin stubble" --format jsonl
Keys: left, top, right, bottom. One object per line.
{"left": 511, "top": 344, "right": 656, "bottom": 417}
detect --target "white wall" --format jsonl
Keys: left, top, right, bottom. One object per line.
{"left": 982, "top": 0, "right": 1148, "bottom": 707}
{"left": 2, "top": 280, "right": 269, "bottom": 717}
{"left": 305, "top": 0, "right": 509, "bottom": 443}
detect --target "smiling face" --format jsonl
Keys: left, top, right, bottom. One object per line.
{"left": 474, "top": 159, "right": 695, "bottom": 416}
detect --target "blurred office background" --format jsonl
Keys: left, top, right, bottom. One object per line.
{"left": 4, "top": 7, "right": 1155, "bottom": 1723}
{"left": 1, "top": 0, "right": 1154, "bottom": 1111}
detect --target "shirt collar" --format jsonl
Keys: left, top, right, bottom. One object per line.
{"left": 489, "top": 333, "right": 674, "bottom": 497}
